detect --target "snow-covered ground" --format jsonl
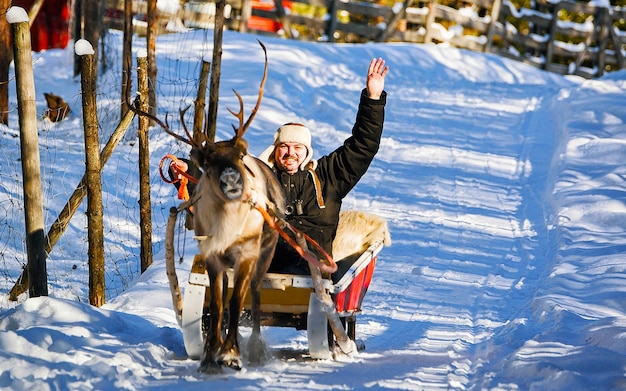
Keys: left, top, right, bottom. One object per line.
{"left": 1, "top": 24, "right": 626, "bottom": 390}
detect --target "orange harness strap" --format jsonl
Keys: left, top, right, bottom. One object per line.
{"left": 253, "top": 203, "right": 338, "bottom": 274}
{"left": 159, "top": 154, "right": 199, "bottom": 201}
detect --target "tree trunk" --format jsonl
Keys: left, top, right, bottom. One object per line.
{"left": 73, "top": 0, "right": 83, "bottom": 77}
{"left": 206, "top": 0, "right": 226, "bottom": 142}
{"left": 194, "top": 60, "right": 210, "bottom": 144}
{"left": 121, "top": 0, "right": 133, "bottom": 119}
{"left": 0, "top": 0, "right": 11, "bottom": 125}
{"left": 84, "top": 0, "right": 101, "bottom": 82}
{"left": 11, "top": 17, "right": 48, "bottom": 297}
{"left": 137, "top": 54, "right": 153, "bottom": 273}
{"left": 80, "top": 50, "right": 106, "bottom": 307}
{"left": 147, "top": 0, "right": 157, "bottom": 120}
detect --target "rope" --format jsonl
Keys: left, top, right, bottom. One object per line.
{"left": 159, "top": 154, "right": 198, "bottom": 201}
{"left": 253, "top": 203, "right": 338, "bottom": 274}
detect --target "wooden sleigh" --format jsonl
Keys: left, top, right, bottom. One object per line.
{"left": 167, "top": 209, "right": 391, "bottom": 360}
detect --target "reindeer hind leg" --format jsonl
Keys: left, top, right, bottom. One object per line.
{"left": 247, "top": 229, "right": 279, "bottom": 366}
{"left": 246, "top": 284, "right": 269, "bottom": 366}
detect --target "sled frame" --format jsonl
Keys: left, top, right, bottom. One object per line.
{"left": 181, "top": 240, "right": 384, "bottom": 359}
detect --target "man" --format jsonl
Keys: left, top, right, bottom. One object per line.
{"left": 260, "top": 57, "right": 389, "bottom": 274}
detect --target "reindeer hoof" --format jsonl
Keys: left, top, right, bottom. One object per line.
{"left": 218, "top": 351, "right": 243, "bottom": 371}
{"left": 198, "top": 361, "right": 223, "bottom": 374}
{"left": 219, "top": 357, "right": 243, "bottom": 371}
{"left": 199, "top": 353, "right": 223, "bottom": 374}
{"left": 247, "top": 335, "right": 270, "bottom": 366}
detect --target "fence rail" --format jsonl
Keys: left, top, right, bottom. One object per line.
{"left": 104, "top": 0, "right": 626, "bottom": 78}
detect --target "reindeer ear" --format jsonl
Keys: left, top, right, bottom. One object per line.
{"left": 190, "top": 147, "right": 205, "bottom": 169}
{"left": 233, "top": 137, "right": 248, "bottom": 153}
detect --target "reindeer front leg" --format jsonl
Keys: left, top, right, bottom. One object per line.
{"left": 199, "top": 262, "right": 225, "bottom": 373}
{"left": 217, "top": 256, "right": 254, "bottom": 370}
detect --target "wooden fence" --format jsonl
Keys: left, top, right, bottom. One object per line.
{"left": 104, "top": 0, "right": 626, "bottom": 78}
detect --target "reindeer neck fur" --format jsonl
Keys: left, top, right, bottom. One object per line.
{"left": 193, "top": 154, "right": 270, "bottom": 257}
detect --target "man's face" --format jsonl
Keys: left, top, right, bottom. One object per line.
{"left": 275, "top": 142, "right": 308, "bottom": 174}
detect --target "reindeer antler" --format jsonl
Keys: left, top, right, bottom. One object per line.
{"left": 127, "top": 98, "right": 199, "bottom": 148}
{"left": 179, "top": 105, "right": 200, "bottom": 144}
{"left": 229, "top": 40, "right": 268, "bottom": 143}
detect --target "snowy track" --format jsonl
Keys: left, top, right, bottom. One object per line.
{"left": 1, "top": 30, "right": 625, "bottom": 390}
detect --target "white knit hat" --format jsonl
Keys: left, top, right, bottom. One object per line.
{"left": 260, "top": 123, "right": 314, "bottom": 171}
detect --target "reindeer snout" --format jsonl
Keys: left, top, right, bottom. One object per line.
{"left": 219, "top": 167, "right": 244, "bottom": 199}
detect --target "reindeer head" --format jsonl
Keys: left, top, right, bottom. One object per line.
{"left": 192, "top": 138, "right": 250, "bottom": 201}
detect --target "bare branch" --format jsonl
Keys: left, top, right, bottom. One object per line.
{"left": 126, "top": 97, "right": 195, "bottom": 147}
{"left": 242, "top": 40, "right": 269, "bottom": 134}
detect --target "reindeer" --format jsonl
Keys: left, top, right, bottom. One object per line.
{"left": 132, "top": 41, "right": 285, "bottom": 372}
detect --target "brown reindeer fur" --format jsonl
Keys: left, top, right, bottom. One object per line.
{"left": 193, "top": 142, "right": 285, "bottom": 372}
{"left": 332, "top": 210, "right": 392, "bottom": 262}
{"left": 43, "top": 92, "right": 70, "bottom": 122}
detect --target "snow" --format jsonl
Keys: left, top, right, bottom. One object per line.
{"left": 1, "top": 25, "right": 626, "bottom": 390}
{"left": 6, "top": 6, "right": 29, "bottom": 24}
{"left": 74, "top": 39, "right": 95, "bottom": 56}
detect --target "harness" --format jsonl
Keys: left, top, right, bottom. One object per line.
{"left": 159, "top": 155, "right": 197, "bottom": 201}
{"left": 306, "top": 162, "right": 325, "bottom": 209}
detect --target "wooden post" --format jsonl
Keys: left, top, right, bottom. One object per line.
{"left": 0, "top": 0, "right": 11, "bottom": 125}
{"left": 608, "top": 15, "right": 625, "bottom": 70}
{"left": 9, "top": 8, "right": 48, "bottom": 298}
{"left": 595, "top": 7, "right": 609, "bottom": 77}
{"left": 423, "top": 0, "right": 437, "bottom": 44}
{"left": 165, "top": 207, "right": 183, "bottom": 326}
{"left": 194, "top": 60, "right": 210, "bottom": 143}
{"left": 274, "top": 0, "right": 292, "bottom": 39}
{"left": 485, "top": 0, "right": 502, "bottom": 53}
{"left": 79, "top": 41, "right": 106, "bottom": 307}
{"left": 206, "top": 0, "right": 226, "bottom": 142}
{"left": 73, "top": 0, "right": 83, "bottom": 77}
{"left": 239, "top": 0, "right": 251, "bottom": 33}
{"left": 147, "top": 0, "right": 158, "bottom": 120}
{"left": 84, "top": 0, "right": 102, "bottom": 79}
{"left": 378, "top": 0, "right": 410, "bottom": 42}
{"left": 26, "top": 0, "right": 45, "bottom": 27}
{"left": 121, "top": 0, "right": 133, "bottom": 119}
{"left": 137, "top": 54, "right": 153, "bottom": 273}
{"left": 544, "top": 4, "right": 559, "bottom": 73}
{"left": 326, "top": 0, "right": 340, "bottom": 43}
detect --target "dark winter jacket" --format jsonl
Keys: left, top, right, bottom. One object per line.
{"left": 269, "top": 89, "right": 387, "bottom": 274}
